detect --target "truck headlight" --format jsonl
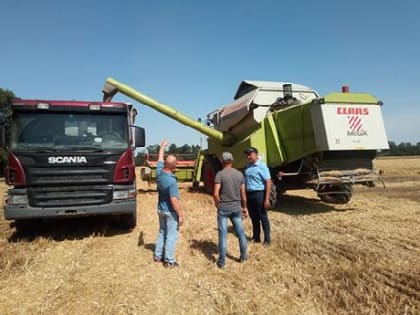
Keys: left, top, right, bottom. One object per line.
{"left": 8, "top": 194, "right": 28, "bottom": 205}
{"left": 113, "top": 189, "right": 136, "bottom": 200}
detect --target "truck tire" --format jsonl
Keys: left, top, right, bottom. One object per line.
{"left": 119, "top": 212, "right": 137, "bottom": 230}
{"left": 202, "top": 156, "right": 221, "bottom": 194}
{"left": 317, "top": 184, "right": 353, "bottom": 204}
{"left": 14, "top": 219, "right": 41, "bottom": 235}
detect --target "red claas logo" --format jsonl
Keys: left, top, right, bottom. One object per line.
{"left": 337, "top": 107, "right": 369, "bottom": 136}
{"left": 337, "top": 107, "right": 369, "bottom": 115}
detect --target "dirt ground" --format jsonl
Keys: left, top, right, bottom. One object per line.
{"left": 0, "top": 157, "right": 419, "bottom": 314}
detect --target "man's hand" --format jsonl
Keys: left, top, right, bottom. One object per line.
{"left": 264, "top": 179, "right": 272, "bottom": 210}
{"left": 178, "top": 214, "right": 184, "bottom": 227}
{"left": 241, "top": 207, "right": 248, "bottom": 218}
{"left": 264, "top": 198, "right": 271, "bottom": 210}
{"left": 159, "top": 140, "right": 169, "bottom": 162}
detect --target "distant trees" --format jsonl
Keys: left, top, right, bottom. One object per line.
{"left": 135, "top": 144, "right": 201, "bottom": 165}
{"left": 386, "top": 141, "right": 420, "bottom": 156}
{"left": 0, "top": 88, "right": 16, "bottom": 108}
{"left": 0, "top": 88, "right": 15, "bottom": 126}
{"left": 142, "top": 143, "right": 200, "bottom": 155}
{"left": 0, "top": 88, "right": 16, "bottom": 173}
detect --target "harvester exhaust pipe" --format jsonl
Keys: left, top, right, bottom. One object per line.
{"left": 102, "top": 77, "right": 233, "bottom": 145}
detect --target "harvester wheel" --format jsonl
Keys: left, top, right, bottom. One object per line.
{"left": 202, "top": 156, "right": 221, "bottom": 194}
{"left": 317, "top": 184, "right": 353, "bottom": 204}
{"left": 269, "top": 184, "right": 284, "bottom": 208}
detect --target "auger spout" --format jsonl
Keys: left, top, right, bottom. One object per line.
{"left": 103, "top": 77, "right": 234, "bottom": 145}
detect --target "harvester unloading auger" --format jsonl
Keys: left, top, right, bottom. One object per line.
{"left": 103, "top": 77, "right": 389, "bottom": 204}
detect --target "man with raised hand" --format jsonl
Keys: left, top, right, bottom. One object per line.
{"left": 213, "top": 152, "right": 248, "bottom": 269}
{"left": 153, "top": 140, "right": 184, "bottom": 267}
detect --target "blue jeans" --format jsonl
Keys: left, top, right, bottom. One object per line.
{"left": 217, "top": 210, "right": 248, "bottom": 267}
{"left": 154, "top": 210, "right": 179, "bottom": 263}
{"left": 247, "top": 190, "right": 271, "bottom": 243}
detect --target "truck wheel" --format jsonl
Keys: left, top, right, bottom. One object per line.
{"left": 317, "top": 184, "right": 352, "bottom": 204}
{"left": 14, "top": 219, "right": 41, "bottom": 235}
{"left": 119, "top": 212, "right": 137, "bottom": 230}
{"left": 202, "top": 156, "right": 221, "bottom": 194}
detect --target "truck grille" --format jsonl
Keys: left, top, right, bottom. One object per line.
{"left": 28, "top": 186, "right": 113, "bottom": 207}
{"left": 27, "top": 167, "right": 110, "bottom": 186}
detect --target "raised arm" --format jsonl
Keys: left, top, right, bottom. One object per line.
{"left": 158, "top": 140, "right": 168, "bottom": 162}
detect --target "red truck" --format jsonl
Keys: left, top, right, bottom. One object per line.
{"left": 0, "top": 99, "right": 145, "bottom": 233}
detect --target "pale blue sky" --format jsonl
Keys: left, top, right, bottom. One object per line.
{"left": 1, "top": 0, "right": 419, "bottom": 146}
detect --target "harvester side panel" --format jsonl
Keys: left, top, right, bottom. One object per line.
{"left": 264, "top": 114, "right": 286, "bottom": 167}
{"left": 270, "top": 102, "right": 318, "bottom": 165}
{"left": 312, "top": 103, "right": 389, "bottom": 151}
{"left": 301, "top": 102, "right": 318, "bottom": 154}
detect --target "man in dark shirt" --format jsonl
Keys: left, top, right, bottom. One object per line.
{"left": 154, "top": 140, "right": 184, "bottom": 267}
{"left": 213, "top": 152, "right": 248, "bottom": 269}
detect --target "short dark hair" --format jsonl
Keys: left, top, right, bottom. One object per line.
{"left": 244, "top": 147, "right": 258, "bottom": 154}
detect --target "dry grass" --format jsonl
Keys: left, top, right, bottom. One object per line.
{"left": 0, "top": 157, "right": 419, "bottom": 314}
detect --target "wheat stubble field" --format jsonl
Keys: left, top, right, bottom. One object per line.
{"left": 0, "top": 157, "right": 419, "bottom": 314}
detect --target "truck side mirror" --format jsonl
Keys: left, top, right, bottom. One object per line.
{"left": 132, "top": 126, "right": 145, "bottom": 148}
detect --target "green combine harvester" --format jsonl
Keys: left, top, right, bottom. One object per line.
{"left": 103, "top": 78, "right": 389, "bottom": 204}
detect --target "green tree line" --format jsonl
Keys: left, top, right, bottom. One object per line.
{"left": 0, "top": 88, "right": 16, "bottom": 172}
{"left": 385, "top": 141, "right": 420, "bottom": 156}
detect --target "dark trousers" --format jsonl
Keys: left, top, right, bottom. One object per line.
{"left": 246, "top": 190, "right": 271, "bottom": 243}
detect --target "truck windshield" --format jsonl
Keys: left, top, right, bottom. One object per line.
{"left": 10, "top": 112, "right": 129, "bottom": 150}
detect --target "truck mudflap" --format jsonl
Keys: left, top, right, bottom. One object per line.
{"left": 4, "top": 199, "right": 136, "bottom": 220}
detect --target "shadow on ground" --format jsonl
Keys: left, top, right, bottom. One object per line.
{"left": 7, "top": 216, "right": 131, "bottom": 243}
{"left": 189, "top": 239, "right": 218, "bottom": 262}
{"left": 189, "top": 239, "right": 243, "bottom": 263}
{"left": 271, "top": 194, "right": 355, "bottom": 215}
{"left": 138, "top": 188, "right": 158, "bottom": 193}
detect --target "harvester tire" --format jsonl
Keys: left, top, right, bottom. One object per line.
{"left": 202, "top": 156, "right": 221, "bottom": 194}
{"left": 317, "top": 184, "right": 353, "bottom": 204}
{"left": 269, "top": 184, "right": 284, "bottom": 208}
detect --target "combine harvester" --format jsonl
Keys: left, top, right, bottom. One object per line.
{"left": 103, "top": 78, "right": 388, "bottom": 204}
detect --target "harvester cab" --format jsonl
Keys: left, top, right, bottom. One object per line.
{"left": 102, "top": 77, "right": 389, "bottom": 205}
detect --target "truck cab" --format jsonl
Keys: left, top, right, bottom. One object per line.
{"left": 1, "top": 99, "right": 145, "bottom": 232}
